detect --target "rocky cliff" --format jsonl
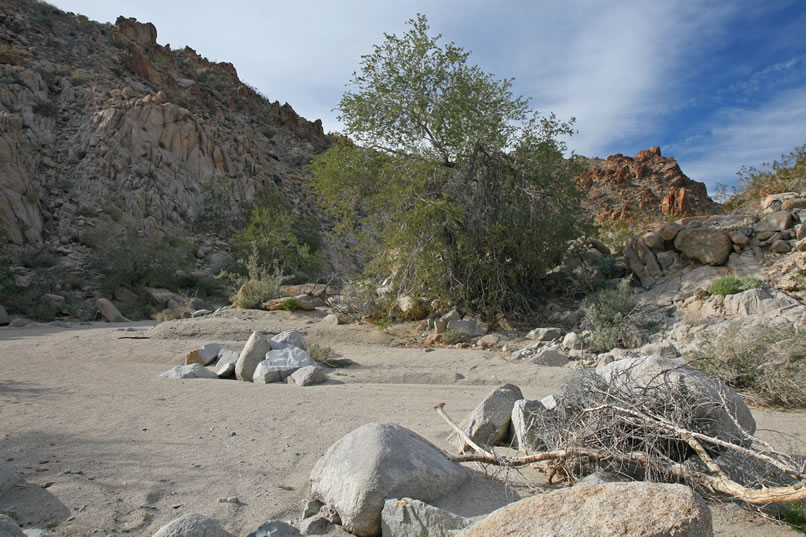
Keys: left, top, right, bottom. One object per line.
{"left": 576, "top": 147, "right": 719, "bottom": 221}
{"left": 0, "top": 1, "right": 343, "bottom": 289}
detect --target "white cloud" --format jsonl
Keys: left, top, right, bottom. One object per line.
{"left": 671, "top": 86, "right": 806, "bottom": 191}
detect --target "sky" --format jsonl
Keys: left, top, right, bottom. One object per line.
{"left": 50, "top": 0, "right": 806, "bottom": 194}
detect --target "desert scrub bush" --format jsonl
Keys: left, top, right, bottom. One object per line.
{"left": 232, "top": 189, "right": 323, "bottom": 282}
{"left": 723, "top": 144, "right": 806, "bottom": 213}
{"left": 582, "top": 278, "right": 639, "bottom": 352}
{"left": 222, "top": 248, "right": 284, "bottom": 309}
{"left": 443, "top": 329, "right": 471, "bottom": 345}
{"left": 687, "top": 322, "right": 806, "bottom": 407}
{"left": 85, "top": 218, "right": 195, "bottom": 291}
{"left": 710, "top": 276, "right": 763, "bottom": 296}
{"left": 281, "top": 297, "right": 298, "bottom": 311}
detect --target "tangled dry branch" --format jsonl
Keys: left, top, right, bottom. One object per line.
{"left": 434, "top": 369, "right": 806, "bottom": 506}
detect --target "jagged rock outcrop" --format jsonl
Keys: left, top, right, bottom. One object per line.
{"left": 0, "top": 0, "right": 359, "bottom": 319}
{"left": 576, "top": 147, "right": 719, "bottom": 221}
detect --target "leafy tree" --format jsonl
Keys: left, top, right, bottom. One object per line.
{"left": 309, "top": 14, "right": 591, "bottom": 319}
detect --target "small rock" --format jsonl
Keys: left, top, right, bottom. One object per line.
{"left": 321, "top": 314, "right": 340, "bottom": 325}
{"left": 771, "top": 239, "right": 792, "bottom": 253}
{"left": 8, "top": 318, "right": 35, "bottom": 328}
{"left": 288, "top": 365, "right": 327, "bottom": 386}
{"left": 253, "top": 347, "right": 315, "bottom": 383}
{"left": 0, "top": 515, "right": 25, "bottom": 537}
{"left": 561, "top": 332, "right": 580, "bottom": 350}
{"left": 446, "top": 319, "right": 486, "bottom": 338}
{"left": 159, "top": 364, "right": 218, "bottom": 380}
{"left": 185, "top": 343, "right": 223, "bottom": 366}
{"left": 215, "top": 349, "right": 240, "bottom": 378}
{"left": 191, "top": 309, "right": 211, "bottom": 318}
{"left": 527, "top": 347, "right": 569, "bottom": 367}
{"left": 450, "top": 384, "right": 523, "bottom": 452}
{"left": 526, "top": 327, "right": 563, "bottom": 341}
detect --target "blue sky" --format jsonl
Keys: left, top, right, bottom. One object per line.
{"left": 51, "top": 1, "right": 806, "bottom": 193}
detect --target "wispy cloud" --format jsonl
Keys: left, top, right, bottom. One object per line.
{"left": 670, "top": 86, "right": 806, "bottom": 190}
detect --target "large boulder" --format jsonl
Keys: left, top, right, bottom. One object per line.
{"left": 309, "top": 423, "right": 468, "bottom": 537}
{"left": 450, "top": 384, "right": 523, "bottom": 452}
{"left": 184, "top": 343, "right": 222, "bottom": 366}
{"left": 215, "top": 349, "right": 240, "bottom": 378}
{"left": 269, "top": 330, "right": 307, "bottom": 351}
{"left": 755, "top": 210, "right": 793, "bottom": 232}
{"left": 95, "top": 298, "right": 130, "bottom": 322}
{"left": 253, "top": 347, "right": 315, "bottom": 383}
{"left": 511, "top": 398, "right": 553, "bottom": 451}
{"left": 381, "top": 498, "right": 473, "bottom": 537}
{"left": 287, "top": 365, "right": 327, "bottom": 386}
{"left": 595, "top": 355, "right": 755, "bottom": 443}
{"left": 457, "top": 482, "right": 712, "bottom": 537}
{"left": 624, "top": 236, "right": 663, "bottom": 289}
{"left": 159, "top": 364, "right": 218, "bottom": 380}
{"left": 152, "top": 513, "right": 232, "bottom": 537}
{"left": 235, "top": 331, "right": 270, "bottom": 382}
{"left": 673, "top": 228, "right": 733, "bottom": 266}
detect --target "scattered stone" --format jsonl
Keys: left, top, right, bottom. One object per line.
{"left": 95, "top": 298, "right": 130, "bottom": 322}
{"left": 191, "top": 309, "right": 211, "bottom": 318}
{"left": 253, "top": 347, "right": 315, "bottom": 383}
{"left": 0, "top": 515, "right": 25, "bottom": 537}
{"left": 298, "top": 515, "right": 331, "bottom": 535}
{"left": 309, "top": 422, "right": 468, "bottom": 537}
{"left": 526, "top": 347, "right": 569, "bottom": 367}
{"left": 159, "top": 364, "right": 218, "bottom": 380}
{"left": 8, "top": 318, "right": 34, "bottom": 328}
{"left": 381, "top": 498, "right": 474, "bottom": 537}
{"left": 397, "top": 295, "right": 428, "bottom": 321}
{"left": 596, "top": 355, "right": 755, "bottom": 444}
{"left": 235, "top": 331, "right": 270, "bottom": 382}
{"left": 0, "top": 461, "right": 17, "bottom": 497}
{"left": 245, "top": 521, "right": 300, "bottom": 537}
{"left": 561, "top": 332, "right": 580, "bottom": 350}
{"left": 321, "top": 314, "right": 340, "bottom": 325}
{"left": 288, "top": 365, "right": 327, "bottom": 386}
{"left": 526, "top": 327, "right": 562, "bottom": 341}
{"left": 450, "top": 384, "right": 523, "bottom": 452}
{"left": 184, "top": 343, "right": 223, "bottom": 366}
{"left": 441, "top": 309, "right": 461, "bottom": 323}
{"left": 152, "top": 513, "right": 233, "bottom": 537}
{"left": 215, "top": 349, "right": 239, "bottom": 378}
{"left": 476, "top": 334, "right": 500, "bottom": 349}
{"left": 270, "top": 330, "right": 307, "bottom": 351}
{"left": 771, "top": 239, "right": 792, "bottom": 253}
{"left": 457, "top": 482, "right": 712, "bottom": 537}
{"left": 445, "top": 319, "right": 486, "bottom": 338}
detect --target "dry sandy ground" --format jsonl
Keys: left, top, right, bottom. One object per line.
{"left": 1, "top": 308, "right": 804, "bottom": 537}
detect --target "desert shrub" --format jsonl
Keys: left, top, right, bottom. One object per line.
{"left": 710, "top": 276, "right": 763, "bottom": 296}
{"left": 85, "top": 219, "right": 194, "bottom": 291}
{"left": 281, "top": 297, "right": 298, "bottom": 312}
{"left": 443, "top": 329, "right": 471, "bottom": 345}
{"left": 597, "top": 221, "right": 637, "bottom": 255}
{"left": 777, "top": 501, "right": 806, "bottom": 531}
{"left": 232, "top": 189, "right": 323, "bottom": 282}
{"left": 724, "top": 144, "right": 806, "bottom": 213}
{"left": 309, "top": 15, "right": 591, "bottom": 321}
{"left": 222, "top": 248, "right": 284, "bottom": 309}
{"left": 329, "top": 279, "right": 392, "bottom": 319}
{"left": 582, "top": 278, "right": 639, "bottom": 352}
{"left": 687, "top": 322, "right": 806, "bottom": 407}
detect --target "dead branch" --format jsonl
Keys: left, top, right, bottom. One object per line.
{"left": 433, "top": 403, "right": 494, "bottom": 459}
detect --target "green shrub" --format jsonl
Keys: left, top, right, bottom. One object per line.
{"left": 687, "top": 322, "right": 806, "bottom": 407}
{"left": 85, "top": 219, "right": 195, "bottom": 291}
{"left": 582, "top": 279, "right": 638, "bottom": 352}
{"left": 710, "top": 276, "right": 763, "bottom": 296}
{"left": 443, "top": 329, "right": 471, "bottom": 345}
{"left": 281, "top": 297, "right": 298, "bottom": 312}
{"left": 223, "top": 248, "right": 284, "bottom": 309}
{"left": 776, "top": 501, "right": 806, "bottom": 531}
{"left": 232, "top": 189, "right": 323, "bottom": 282}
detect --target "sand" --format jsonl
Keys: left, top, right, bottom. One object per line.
{"left": 1, "top": 308, "right": 804, "bottom": 536}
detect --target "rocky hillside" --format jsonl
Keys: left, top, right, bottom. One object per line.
{"left": 0, "top": 0, "right": 355, "bottom": 312}
{"left": 575, "top": 146, "right": 719, "bottom": 221}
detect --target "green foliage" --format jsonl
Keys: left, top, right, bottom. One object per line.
{"left": 310, "top": 15, "right": 591, "bottom": 320}
{"left": 776, "top": 501, "right": 806, "bottom": 531}
{"left": 710, "top": 276, "right": 763, "bottom": 296}
{"left": 85, "top": 219, "right": 194, "bottom": 291}
{"left": 597, "top": 220, "right": 637, "bottom": 255}
{"left": 223, "top": 248, "right": 284, "bottom": 309}
{"left": 582, "top": 279, "right": 639, "bottom": 352}
{"left": 232, "top": 189, "right": 323, "bottom": 282}
{"left": 687, "top": 322, "right": 806, "bottom": 407}
{"left": 281, "top": 297, "right": 298, "bottom": 312}
{"left": 443, "top": 329, "right": 471, "bottom": 345}
{"left": 724, "top": 144, "right": 806, "bottom": 213}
